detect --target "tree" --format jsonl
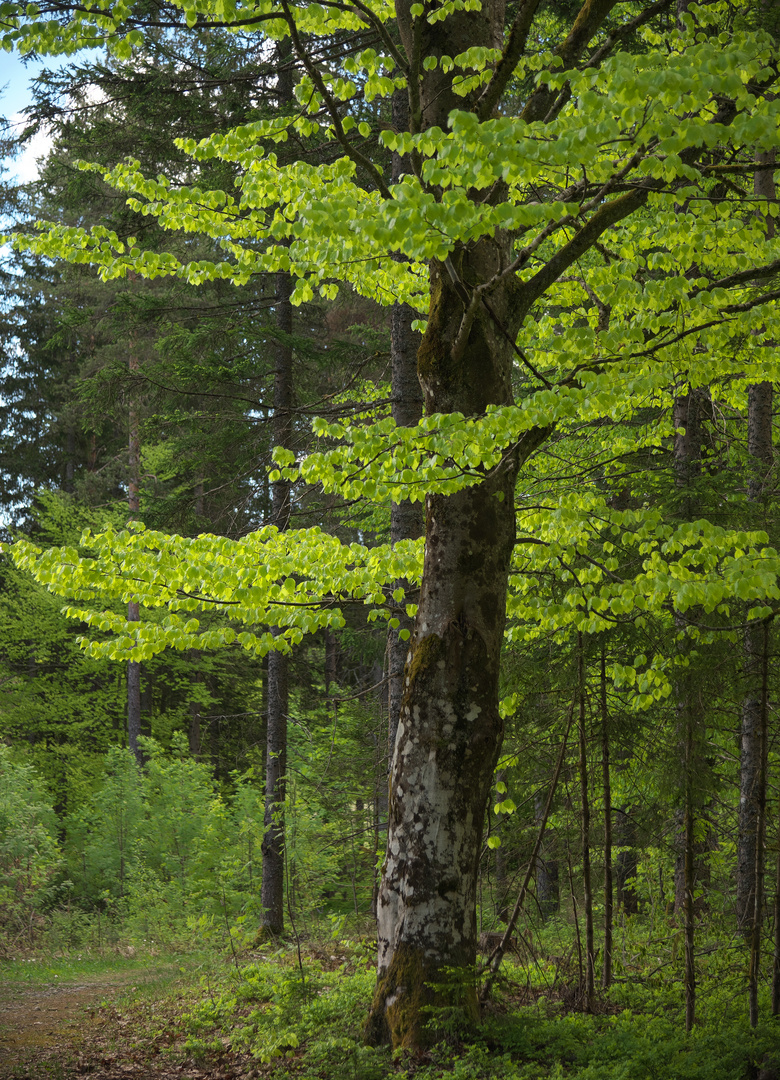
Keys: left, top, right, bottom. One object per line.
{"left": 5, "top": 0, "right": 780, "bottom": 1050}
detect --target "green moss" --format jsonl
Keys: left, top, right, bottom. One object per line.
{"left": 407, "top": 631, "right": 444, "bottom": 687}
{"left": 365, "top": 943, "right": 479, "bottom": 1051}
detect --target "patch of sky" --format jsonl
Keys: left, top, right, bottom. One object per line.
{"left": 2, "top": 48, "right": 103, "bottom": 182}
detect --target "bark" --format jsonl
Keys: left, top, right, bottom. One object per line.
{"left": 671, "top": 386, "right": 707, "bottom": 1032}
{"left": 614, "top": 806, "right": 638, "bottom": 914}
{"left": 748, "top": 624, "right": 769, "bottom": 1028}
{"left": 188, "top": 652, "right": 202, "bottom": 758}
{"left": 387, "top": 86, "right": 423, "bottom": 760}
{"left": 577, "top": 636, "right": 595, "bottom": 1010}
{"left": 683, "top": 704, "right": 696, "bottom": 1034}
{"left": 367, "top": 245, "right": 550, "bottom": 1044}
{"left": 260, "top": 263, "right": 293, "bottom": 939}
{"left": 769, "top": 794, "right": 773, "bottom": 1010}
{"left": 739, "top": 620, "right": 766, "bottom": 933}
{"left": 738, "top": 153, "right": 775, "bottom": 937}
{"left": 127, "top": 348, "right": 143, "bottom": 768}
{"left": 534, "top": 786, "right": 560, "bottom": 920}
{"left": 600, "top": 646, "right": 613, "bottom": 989}
{"left": 366, "top": 0, "right": 646, "bottom": 1050}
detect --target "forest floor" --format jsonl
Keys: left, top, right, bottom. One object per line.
{"left": 2, "top": 936, "right": 780, "bottom": 1080}
{"left": 0, "top": 952, "right": 258, "bottom": 1080}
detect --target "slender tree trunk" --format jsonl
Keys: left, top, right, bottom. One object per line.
{"left": 748, "top": 624, "right": 770, "bottom": 1028}
{"left": 189, "top": 484, "right": 205, "bottom": 758}
{"left": 769, "top": 794, "right": 773, "bottom": 1010}
{"left": 683, "top": 704, "right": 696, "bottom": 1033}
{"left": 260, "top": 262, "right": 293, "bottom": 939}
{"left": 738, "top": 153, "right": 775, "bottom": 937}
{"left": 614, "top": 805, "right": 638, "bottom": 914}
{"left": 578, "top": 635, "right": 595, "bottom": 1010}
{"left": 188, "top": 651, "right": 202, "bottom": 758}
{"left": 672, "top": 387, "right": 706, "bottom": 1032}
{"left": 260, "top": 44, "right": 296, "bottom": 940}
{"left": 600, "top": 644, "right": 613, "bottom": 989}
{"left": 534, "top": 785, "right": 560, "bottom": 919}
{"left": 387, "top": 86, "right": 423, "bottom": 761}
{"left": 127, "top": 348, "right": 143, "bottom": 767}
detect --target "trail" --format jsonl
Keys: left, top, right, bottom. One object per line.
{"left": 0, "top": 963, "right": 255, "bottom": 1080}
{"left": 0, "top": 970, "right": 133, "bottom": 1078}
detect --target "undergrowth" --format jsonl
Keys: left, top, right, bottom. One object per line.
{"left": 165, "top": 926, "right": 780, "bottom": 1080}
{"left": 3, "top": 921, "right": 779, "bottom": 1080}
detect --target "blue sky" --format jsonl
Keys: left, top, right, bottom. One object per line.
{"left": 2, "top": 51, "right": 53, "bottom": 180}
{"left": 1, "top": 48, "right": 102, "bottom": 181}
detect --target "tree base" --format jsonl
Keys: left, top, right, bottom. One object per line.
{"left": 365, "top": 944, "right": 479, "bottom": 1051}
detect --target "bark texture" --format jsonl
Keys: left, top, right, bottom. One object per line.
{"left": 737, "top": 153, "right": 775, "bottom": 936}
{"left": 577, "top": 637, "right": 595, "bottom": 1010}
{"left": 614, "top": 806, "right": 638, "bottom": 914}
{"left": 127, "top": 348, "right": 143, "bottom": 768}
{"left": 387, "top": 88, "right": 424, "bottom": 760}
{"left": 534, "top": 785, "right": 560, "bottom": 920}
{"left": 600, "top": 647, "right": 613, "bottom": 989}
{"left": 367, "top": 0, "right": 623, "bottom": 1049}
{"left": 672, "top": 386, "right": 704, "bottom": 1030}
{"left": 260, "top": 264, "right": 293, "bottom": 938}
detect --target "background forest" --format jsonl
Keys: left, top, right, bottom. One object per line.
{"left": 2, "top": 0, "right": 780, "bottom": 1076}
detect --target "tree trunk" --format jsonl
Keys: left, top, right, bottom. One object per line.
{"left": 577, "top": 635, "right": 595, "bottom": 1010}
{"left": 748, "top": 624, "right": 769, "bottom": 1028}
{"left": 738, "top": 153, "right": 774, "bottom": 936}
{"left": 672, "top": 386, "right": 706, "bottom": 1032}
{"left": 366, "top": 0, "right": 612, "bottom": 1049}
{"left": 387, "top": 86, "right": 423, "bottom": 761}
{"left": 614, "top": 805, "right": 638, "bottom": 915}
{"left": 600, "top": 645, "right": 613, "bottom": 989}
{"left": 127, "top": 348, "right": 143, "bottom": 767}
{"left": 534, "top": 785, "right": 560, "bottom": 920}
{"left": 769, "top": 794, "right": 773, "bottom": 1010}
{"left": 683, "top": 705, "right": 696, "bottom": 1034}
{"left": 260, "top": 263, "right": 293, "bottom": 939}
{"left": 366, "top": 218, "right": 540, "bottom": 1043}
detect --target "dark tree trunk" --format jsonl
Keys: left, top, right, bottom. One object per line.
{"left": 738, "top": 153, "right": 774, "bottom": 938}
{"left": 261, "top": 646, "right": 288, "bottom": 935}
{"left": 672, "top": 387, "right": 707, "bottom": 1032}
{"left": 748, "top": 625, "right": 770, "bottom": 1028}
{"left": 769, "top": 794, "right": 773, "bottom": 1010}
{"left": 260, "top": 262, "right": 293, "bottom": 939}
{"left": 614, "top": 806, "right": 638, "bottom": 914}
{"left": 387, "top": 86, "right": 424, "bottom": 761}
{"left": 127, "top": 348, "right": 143, "bottom": 768}
{"left": 577, "top": 636, "right": 595, "bottom": 1010}
{"left": 188, "top": 652, "right": 202, "bottom": 758}
{"left": 600, "top": 645, "right": 613, "bottom": 989}
{"left": 683, "top": 708, "right": 696, "bottom": 1034}
{"left": 534, "top": 786, "right": 560, "bottom": 920}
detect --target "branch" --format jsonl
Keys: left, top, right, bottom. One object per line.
{"left": 279, "top": 0, "right": 393, "bottom": 200}
{"left": 521, "top": 0, "right": 622, "bottom": 124}
{"left": 475, "top": 0, "right": 543, "bottom": 122}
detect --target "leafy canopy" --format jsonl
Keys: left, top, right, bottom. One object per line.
{"left": 3, "top": 0, "right": 780, "bottom": 670}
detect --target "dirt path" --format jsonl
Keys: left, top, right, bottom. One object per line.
{"left": 0, "top": 970, "right": 143, "bottom": 1079}
{"left": 0, "top": 965, "right": 255, "bottom": 1080}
